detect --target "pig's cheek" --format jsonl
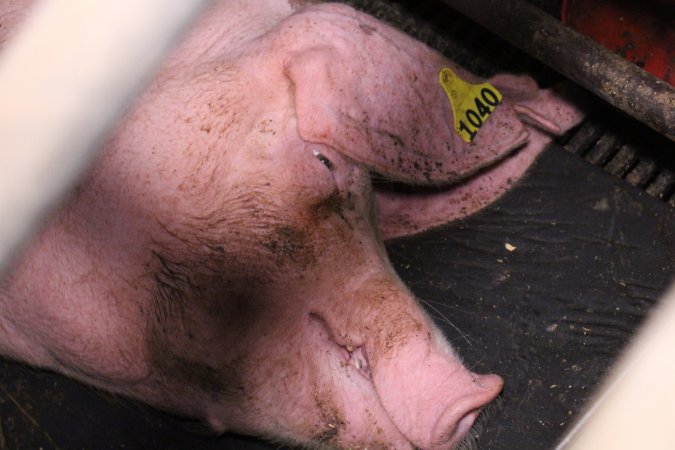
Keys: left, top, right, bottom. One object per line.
{"left": 251, "top": 320, "right": 411, "bottom": 449}
{"left": 141, "top": 294, "right": 305, "bottom": 433}
{"left": 200, "top": 314, "right": 410, "bottom": 449}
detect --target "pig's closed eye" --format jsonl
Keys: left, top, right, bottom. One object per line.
{"left": 312, "top": 149, "right": 334, "bottom": 171}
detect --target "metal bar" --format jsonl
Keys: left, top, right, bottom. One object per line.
{"left": 439, "top": 0, "right": 675, "bottom": 142}
{"left": 555, "top": 283, "right": 675, "bottom": 449}
{"left": 0, "top": 0, "right": 210, "bottom": 275}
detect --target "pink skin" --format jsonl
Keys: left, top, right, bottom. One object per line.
{"left": 0, "top": 1, "right": 586, "bottom": 449}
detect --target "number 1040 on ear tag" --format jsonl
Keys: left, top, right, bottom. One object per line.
{"left": 439, "top": 67, "right": 503, "bottom": 143}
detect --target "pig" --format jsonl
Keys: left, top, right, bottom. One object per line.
{"left": 0, "top": 1, "right": 585, "bottom": 449}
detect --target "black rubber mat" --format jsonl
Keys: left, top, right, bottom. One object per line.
{"left": 390, "top": 145, "right": 675, "bottom": 449}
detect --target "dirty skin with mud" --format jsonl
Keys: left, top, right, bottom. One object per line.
{"left": 1, "top": 1, "right": 671, "bottom": 450}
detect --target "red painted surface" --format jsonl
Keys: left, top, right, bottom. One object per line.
{"left": 563, "top": 0, "right": 674, "bottom": 85}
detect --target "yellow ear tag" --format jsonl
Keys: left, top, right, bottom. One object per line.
{"left": 439, "top": 67, "right": 503, "bottom": 143}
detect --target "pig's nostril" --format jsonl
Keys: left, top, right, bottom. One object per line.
{"left": 431, "top": 408, "right": 481, "bottom": 450}
{"left": 456, "top": 409, "right": 480, "bottom": 439}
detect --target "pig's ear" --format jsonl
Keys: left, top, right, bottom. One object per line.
{"left": 488, "top": 75, "right": 588, "bottom": 136}
{"left": 374, "top": 82, "right": 588, "bottom": 240}
{"left": 284, "top": 48, "right": 530, "bottom": 185}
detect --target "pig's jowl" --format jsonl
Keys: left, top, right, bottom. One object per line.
{"left": 0, "top": 1, "right": 585, "bottom": 449}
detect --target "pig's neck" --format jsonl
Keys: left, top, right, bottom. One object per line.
{"left": 0, "top": 196, "right": 155, "bottom": 390}
{"left": 162, "top": 0, "right": 300, "bottom": 67}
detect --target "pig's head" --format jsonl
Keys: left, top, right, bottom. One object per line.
{"left": 7, "top": 2, "right": 585, "bottom": 450}
{"left": 141, "top": 135, "right": 503, "bottom": 449}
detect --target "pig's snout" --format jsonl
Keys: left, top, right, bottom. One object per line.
{"left": 310, "top": 276, "right": 503, "bottom": 449}
{"left": 370, "top": 336, "right": 503, "bottom": 450}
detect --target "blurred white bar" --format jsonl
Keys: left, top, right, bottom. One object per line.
{"left": 556, "top": 282, "right": 675, "bottom": 449}
{"left": 0, "top": 0, "right": 210, "bottom": 274}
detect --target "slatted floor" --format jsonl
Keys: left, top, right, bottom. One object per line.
{"left": 562, "top": 115, "right": 675, "bottom": 206}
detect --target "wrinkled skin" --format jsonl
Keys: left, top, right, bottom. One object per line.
{"left": 0, "top": 1, "right": 585, "bottom": 449}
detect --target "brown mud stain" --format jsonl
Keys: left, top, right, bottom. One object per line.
{"left": 263, "top": 224, "right": 316, "bottom": 269}
{"left": 312, "top": 389, "right": 346, "bottom": 445}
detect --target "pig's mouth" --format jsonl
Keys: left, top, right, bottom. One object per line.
{"left": 343, "top": 344, "right": 372, "bottom": 380}
{"left": 309, "top": 312, "right": 372, "bottom": 381}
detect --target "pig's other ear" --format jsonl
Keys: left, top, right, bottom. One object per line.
{"left": 283, "top": 47, "right": 530, "bottom": 185}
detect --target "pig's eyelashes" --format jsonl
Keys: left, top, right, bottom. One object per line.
{"left": 312, "top": 149, "right": 334, "bottom": 171}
